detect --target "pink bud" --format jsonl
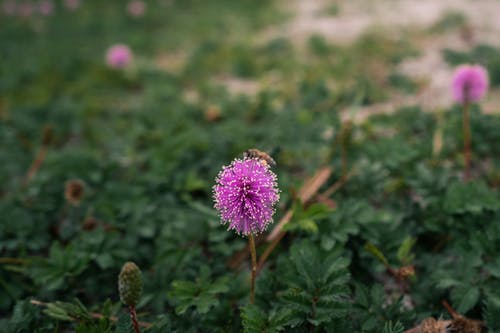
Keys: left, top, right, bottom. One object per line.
{"left": 127, "top": 0, "right": 145, "bottom": 18}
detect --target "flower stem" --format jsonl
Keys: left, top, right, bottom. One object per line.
{"left": 23, "top": 145, "right": 48, "bottom": 186}
{"left": 462, "top": 100, "right": 471, "bottom": 181}
{"left": 129, "top": 305, "right": 141, "bottom": 333}
{"left": 340, "top": 120, "right": 351, "bottom": 178}
{"left": 248, "top": 233, "right": 257, "bottom": 304}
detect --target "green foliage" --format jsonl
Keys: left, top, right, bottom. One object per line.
{"left": 42, "top": 299, "right": 91, "bottom": 322}
{"left": 1, "top": 1, "right": 500, "bottom": 331}
{"left": 429, "top": 11, "right": 467, "bottom": 33}
{"left": 115, "top": 312, "right": 133, "bottom": 333}
{"left": 30, "top": 243, "right": 90, "bottom": 291}
{"left": 443, "top": 181, "right": 500, "bottom": 214}
{"left": 382, "top": 320, "right": 405, "bottom": 333}
{"left": 241, "top": 305, "right": 294, "bottom": 333}
{"left": 168, "top": 267, "right": 230, "bottom": 315}
{"left": 284, "top": 202, "right": 333, "bottom": 234}
{"left": 352, "top": 284, "right": 415, "bottom": 331}
{"left": 278, "top": 241, "right": 351, "bottom": 327}
{"left": 484, "top": 296, "right": 500, "bottom": 332}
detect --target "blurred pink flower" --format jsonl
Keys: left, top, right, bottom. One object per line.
{"left": 127, "top": 0, "right": 145, "bottom": 17}
{"left": 2, "top": 0, "right": 17, "bottom": 15}
{"left": 38, "top": 0, "right": 53, "bottom": 16}
{"left": 451, "top": 64, "right": 489, "bottom": 104}
{"left": 18, "top": 1, "right": 33, "bottom": 17}
{"left": 106, "top": 44, "right": 133, "bottom": 69}
{"left": 64, "top": 0, "right": 80, "bottom": 10}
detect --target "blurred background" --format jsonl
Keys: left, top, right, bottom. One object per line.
{"left": 1, "top": 0, "right": 500, "bottom": 331}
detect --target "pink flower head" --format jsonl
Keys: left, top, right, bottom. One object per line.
{"left": 451, "top": 64, "right": 489, "bottom": 104}
{"left": 18, "top": 1, "right": 33, "bottom": 17}
{"left": 214, "top": 158, "right": 280, "bottom": 235}
{"left": 64, "top": 0, "right": 80, "bottom": 10}
{"left": 2, "top": 0, "right": 17, "bottom": 15}
{"left": 106, "top": 44, "right": 133, "bottom": 69}
{"left": 38, "top": 0, "right": 54, "bottom": 16}
{"left": 127, "top": 0, "right": 145, "bottom": 17}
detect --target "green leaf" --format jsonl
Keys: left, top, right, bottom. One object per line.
{"left": 168, "top": 272, "right": 230, "bottom": 315}
{"left": 364, "top": 242, "right": 389, "bottom": 267}
{"left": 284, "top": 203, "right": 332, "bottom": 234}
{"left": 454, "top": 286, "right": 480, "bottom": 314}
{"left": 484, "top": 296, "right": 500, "bottom": 332}
{"left": 444, "top": 181, "right": 500, "bottom": 214}
{"left": 396, "top": 236, "right": 416, "bottom": 265}
{"left": 280, "top": 241, "right": 351, "bottom": 326}
{"left": 383, "top": 320, "right": 405, "bottom": 333}
{"left": 116, "top": 311, "right": 133, "bottom": 333}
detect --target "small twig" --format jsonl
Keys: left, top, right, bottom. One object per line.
{"left": 267, "top": 167, "right": 332, "bottom": 242}
{"left": 319, "top": 170, "right": 353, "bottom": 199}
{"left": 23, "top": 145, "right": 48, "bottom": 186}
{"left": 442, "top": 300, "right": 460, "bottom": 319}
{"left": 257, "top": 230, "right": 285, "bottom": 274}
{"left": 0, "top": 257, "right": 31, "bottom": 265}
{"left": 248, "top": 234, "right": 257, "bottom": 304}
{"left": 23, "top": 125, "right": 54, "bottom": 186}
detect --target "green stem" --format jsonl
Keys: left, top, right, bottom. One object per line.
{"left": 248, "top": 233, "right": 257, "bottom": 304}
{"left": 462, "top": 100, "right": 471, "bottom": 181}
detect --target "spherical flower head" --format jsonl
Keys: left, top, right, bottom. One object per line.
{"left": 3, "top": 0, "right": 17, "bottom": 15}
{"left": 214, "top": 158, "right": 280, "bottom": 236}
{"left": 64, "top": 0, "right": 80, "bottom": 10}
{"left": 127, "top": 0, "right": 145, "bottom": 17}
{"left": 451, "top": 64, "right": 489, "bottom": 104}
{"left": 106, "top": 44, "right": 133, "bottom": 69}
{"left": 18, "top": 2, "right": 33, "bottom": 17}
{"left": 38, "top": 0, "right": 54, "bottom": 16}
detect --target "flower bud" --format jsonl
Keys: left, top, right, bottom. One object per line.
{"left": 64, "top": 179, "right": 85, "bottom": 206}
{"left": 118, "top": 262, "right": 143, "bottom": 307}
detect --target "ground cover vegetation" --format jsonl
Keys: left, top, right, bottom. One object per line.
{"left": 1, "top": 1, "right": 500, "bottom": 332}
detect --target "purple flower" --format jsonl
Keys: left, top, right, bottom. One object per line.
{"left": 214, "top": 158, "right": 279, "bottom": 235}
{"left": 18, "top": 1, "right": 33, "bottom": 17}
{"left": 451, "top": 64, "right": 489, "bottom": 104}
{"left": 64, "top": 0, "right": 80, "bottom": 10}
{"left": 127, "top": 0, "right": 145, "bottom": 18}
{"left": 2, "top": 0, "right": 17, "bottom": 15}
{"left": 38, "top": 0, "right": 54, "bottom": 16}
{"left": 106, "top": 44, "right": 133, "bottom": 69}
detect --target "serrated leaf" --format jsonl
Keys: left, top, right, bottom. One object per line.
{"left": 168, "top": 273, "right": 229, "bottom": 315}
{"left": 484, "top": 296, "right": 500, "bottom": 332}
{"left": 116, "top": 311, "right": 133, "bottom": 333}
{"left": 444, "top": 181, "right": 500, "bottom": 214}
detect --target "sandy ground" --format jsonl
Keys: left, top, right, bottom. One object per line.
{"left": 274, "top": 0, "right": 500, "bottom": 45}
{"left": 273, "top": 0, "right": 500, "bottom": 115}
{"left": 158, "top": 0, "right": 500, "bottom": 115}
